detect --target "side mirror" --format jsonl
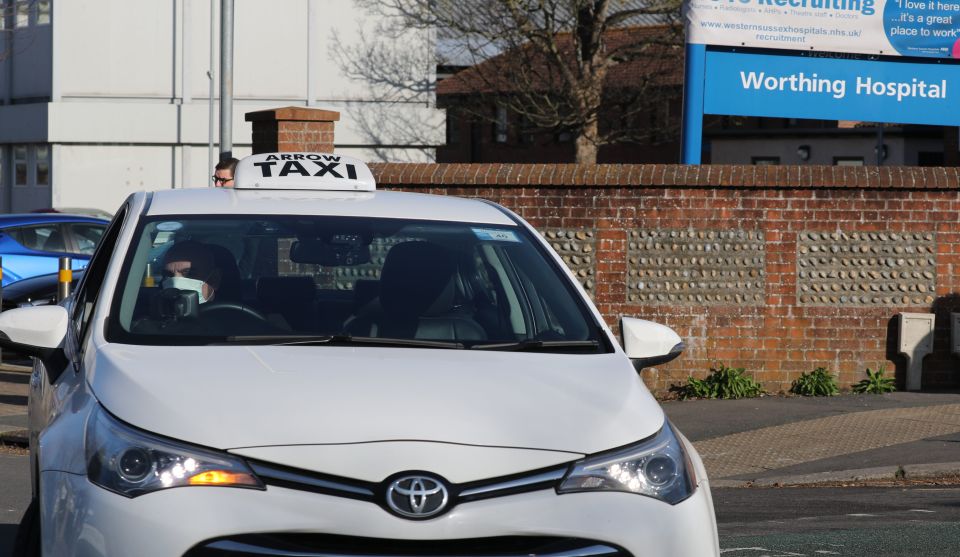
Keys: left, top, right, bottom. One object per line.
{"left": 0, "top": 306, "right": 70, "bottom": 381}
{"left": 620, "top": 317, "right": 685, "bottom": 372}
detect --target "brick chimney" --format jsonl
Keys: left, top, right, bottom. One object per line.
{"left": 245, "top": 107, "right": 340, "bottom": 154}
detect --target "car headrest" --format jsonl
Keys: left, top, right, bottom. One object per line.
{"left": 379, "top": 241, "right": 456, "bottom": 317}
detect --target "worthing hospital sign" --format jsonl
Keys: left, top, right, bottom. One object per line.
{"left": 681, "top": 0, "right": 960, "bottom": 163}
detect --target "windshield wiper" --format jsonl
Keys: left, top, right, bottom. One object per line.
{"left": 218, "top": 333, "right": 464, "bottom": 349}
{"left": 469, "top": 339, "right": 600, "bottom": 352}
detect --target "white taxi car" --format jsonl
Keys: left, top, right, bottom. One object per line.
{"left": 4, "top": 153, "right": 719, "bottom": 556}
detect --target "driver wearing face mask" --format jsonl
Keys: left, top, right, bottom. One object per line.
{"left": 162, "top": 241, "right": 221, "bottom": 304}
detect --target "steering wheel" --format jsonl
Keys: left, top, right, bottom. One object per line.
{"left": 199, "top": 301, "right": 268, "bottom": 322}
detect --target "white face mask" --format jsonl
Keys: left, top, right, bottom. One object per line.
{"left": 164, "top": 276, "right": 209, "bottom": 304}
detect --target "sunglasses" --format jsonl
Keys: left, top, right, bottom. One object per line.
{"left": 212, "top": 175, "right": 233, "bottom": 184}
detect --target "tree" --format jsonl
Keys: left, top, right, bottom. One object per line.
{"left": 342, "top": 0, "right": 684, "bottom": 164}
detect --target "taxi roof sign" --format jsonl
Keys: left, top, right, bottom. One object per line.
{"left": 233, "top": 152, "right": 376, "bottom": 191}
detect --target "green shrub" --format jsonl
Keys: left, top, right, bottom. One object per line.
{"left": 673, "top": 363, "right": 765, "bottom": 400}
{"left": 790, "top": 367, "right": 839, "bottom": 397}
{"left": 676, "top": 376, "right": 717, "bottom": 399}
{"left": 852, "top": 366, "right": 896, "bottom": 394}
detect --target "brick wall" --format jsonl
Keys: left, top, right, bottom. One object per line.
{"left": 370, "top": 163, "right": 960, "bottom": 394}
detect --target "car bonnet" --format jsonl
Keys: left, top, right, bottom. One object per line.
{"left": 87, "top": 343, "right": 664, "bottom": 455}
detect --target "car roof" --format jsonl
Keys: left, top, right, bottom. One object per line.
{"left": 144, "top": 188, "right": 516, "bottom": 225}
{"left": 0, "top": 213, "right": 110, "bottom": 227}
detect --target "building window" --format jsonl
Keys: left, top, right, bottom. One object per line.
{"left": 751, "top": 156, "right": 780, "bottom": 165}
{"left": 517, "top": 115, "right": 536, "bottom": 145}
{"left": 11, "top": 145, "right": 52, "bottom": 187}
{"left": 36, "top": 145, "right": 49, "bottom": 186}
{"left": 445, "top": 111, "right": 460, "bottom": 146}
{"left": 14, "top": 146, "right": 28, "bottom": 186}
{"left": 493, "top": 106, "right": 508, "bottom": 144}
{"left": 833, "top": 157, "right": 864, "bottom": 166}
{"left": 15, "top": 0, "right": 29, "bottom": 28}
{"left": 36, "top": 0, "right": 50, "bottom": 25}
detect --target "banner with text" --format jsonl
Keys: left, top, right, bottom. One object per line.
{"left": 685, "top": 0, "right": 960, "bottom": 58}
{"left": 703, "top": 50, "right": 960, "bottom": 124}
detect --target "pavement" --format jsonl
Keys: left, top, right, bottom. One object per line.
{"left": 0, "top": 366, "right": 28, "bottom": 446}
{"left": 1, "top": 363, "right": 958, "bottom": 487}
{"left": 663, "top": 391, "right": 960, "bottom": 487}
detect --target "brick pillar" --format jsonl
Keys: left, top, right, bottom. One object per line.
{"left": 244, "top": 107, "right": 340, "bottom": 154}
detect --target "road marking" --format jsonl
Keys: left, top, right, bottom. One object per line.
{"left": 720, "top": 549, "right": 805, "bottom": 556}
{"left": 907, "top": 509, "right": 935, "bottom": 513}
{"left": 846, "top": 513, "right": 877, "bottom": 517}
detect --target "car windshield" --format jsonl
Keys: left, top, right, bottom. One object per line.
{"left": 107, "top": 215, "right": 604, "bottom": 352}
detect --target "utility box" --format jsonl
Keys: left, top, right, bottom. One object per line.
{"left": 897, "top": 313, "right": 935, "bottom": 391}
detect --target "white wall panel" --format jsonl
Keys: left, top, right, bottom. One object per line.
{"left": 233, "top": 0, "right": 309, "bottom": 100}
{"left": 57, "top": 0, "right": 175, "bottom": 97}
{"left": 53, "top": 145, "right": 175, "bottom": 212}
{"left": 48, "top": 103, "right": 178, "bottom": 143}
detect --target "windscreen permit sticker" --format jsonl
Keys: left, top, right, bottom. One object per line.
{"left": 472, "top": 228, "right": 520, "bottom": 243}
{"left": 156, "top": 221, "right": 183, "bottom": 232}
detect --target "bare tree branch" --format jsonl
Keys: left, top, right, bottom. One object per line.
{"left": 339, "top": 0, "right": 683, "bottom": 163}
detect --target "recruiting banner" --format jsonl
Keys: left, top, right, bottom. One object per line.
{"left": 685, "top": 0, "right": 960, "bottom": 58}
{"left": 702, "top": 50, "right": 960, "bottom": 124}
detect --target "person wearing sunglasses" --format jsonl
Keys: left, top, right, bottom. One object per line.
{"left": 212, "top": 157, "right": 239, "bottom": 187}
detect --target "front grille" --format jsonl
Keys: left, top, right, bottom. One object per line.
{"left": 247, "top": 460, "right": 569, "bottom": 518}
{"left": 184, "top": 534, "right": 630, "bottom": 557}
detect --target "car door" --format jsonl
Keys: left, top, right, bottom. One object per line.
{"left": 27, "top": 206, "right": 130, "bottom": 492}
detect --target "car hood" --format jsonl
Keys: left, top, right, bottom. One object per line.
{"left": 88, "top": 343, "right": 664, "bottom": 454}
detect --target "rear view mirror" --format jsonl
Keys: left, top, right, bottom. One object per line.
{"left": 620, "top": 317, "right": 685, "bottom": 372}
{"left": 290, "top": 237, "right": 371, "bottom": 266}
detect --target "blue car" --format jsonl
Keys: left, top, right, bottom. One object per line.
{"left": 0, "top": 214, "right": 110, "bottom": 286}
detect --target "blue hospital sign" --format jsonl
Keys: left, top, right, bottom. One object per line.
{"left": 681, "top": 0, "right": 960, "bottom": 162}
{"left": 703, "top": 50, "right": 960, "bottom": 125}
{"left": 685, "top": 0, "right": 960, "bottom": 58}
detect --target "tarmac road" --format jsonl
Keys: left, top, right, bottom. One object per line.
{"left": 0, "top": 453, "right": 29, "bottom": 556}
{"left": 715, "top": 485, "right": 960, "bottom": 556}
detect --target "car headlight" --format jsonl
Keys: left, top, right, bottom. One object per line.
{"left": 557, "top": 422, "right": 696, "bottom": 505}
{"left": 85, "top": 405, "right": 264, "bottom": 498}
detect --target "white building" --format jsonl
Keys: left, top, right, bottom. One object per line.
{"left": 0, "top": 0, "right": 444, "bottom": 213}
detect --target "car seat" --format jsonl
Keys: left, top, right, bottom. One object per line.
{"left": 206, "top": 244, "right": 244, "bottom": 303}
{"left": 42, "top": 230, "right": 66, "bottom": 252}
{"left": 346, "top": 241, "right": 486, "bottom": 341}
{"left": 257, "top": 276, "right": 317, "bottom": 331}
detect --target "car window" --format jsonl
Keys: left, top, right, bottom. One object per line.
{"left": 108, "top": 215, "right": 602, "bottom": 350}
{"left": 68, "top": 223, "right": 106, "bottom": 255}
{"left": 73, "top": 206, "right": 129, "bottom": 341}
{"left": 8, "top": 224, "right": 65, "bottom": 252}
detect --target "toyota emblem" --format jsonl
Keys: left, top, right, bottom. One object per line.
{"left": 385, "top": 475, "right": 450, "bottom": 518}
